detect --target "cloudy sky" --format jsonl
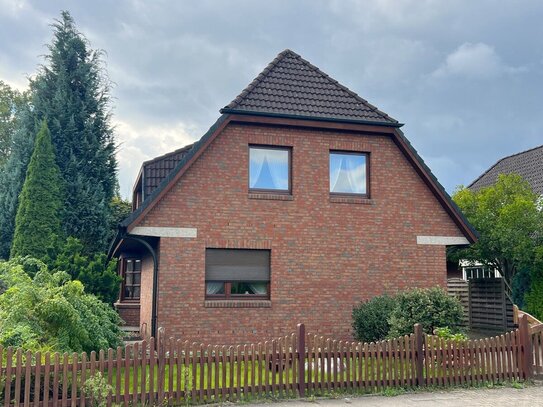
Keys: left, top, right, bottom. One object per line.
{"left": 1, "top": 0, "right": 542, "bottom": 198}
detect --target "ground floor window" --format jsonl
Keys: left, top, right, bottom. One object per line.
{"left": 205, "top": 248, "right": 270, "bottom": 299}
{"left": 122, "top": 258, "right": 141, "bottom": 300}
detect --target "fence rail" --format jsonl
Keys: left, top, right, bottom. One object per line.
{"left": 0, "top": 315, "right": 538, "bottom": 406}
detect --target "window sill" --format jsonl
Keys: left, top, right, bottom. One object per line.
{"left": 204, "top": 300, "right": 272, "bottom": 308}
{"left": 329, "top": 196, "right": 374, "bottom": 205}
{"left": 114, "top": 302, "right": 140, "bottom": 308}
{"left": 248, "top": 193, "right": 293, "bottom": 201}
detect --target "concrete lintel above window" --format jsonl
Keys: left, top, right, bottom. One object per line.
{"left": 416, "top": 236, "right": 470, "bottom": 245}
{"left": 131, "top": 226, "right": 197, "bottom": 238}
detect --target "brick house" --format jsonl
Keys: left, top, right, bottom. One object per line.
{"left": 109, "top": 50, "right": 477, "bottom": 344}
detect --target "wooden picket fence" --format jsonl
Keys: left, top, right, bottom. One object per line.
{"left": 0, "top": 315, "right": 538, "bottom": 407}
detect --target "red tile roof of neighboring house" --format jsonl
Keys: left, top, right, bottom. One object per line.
{"left": 469, "top": 145, "right": 543, "bottom": 195}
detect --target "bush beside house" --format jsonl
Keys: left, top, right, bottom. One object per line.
{"left": 352, "top": 287, "right": 464, "bottom": 342}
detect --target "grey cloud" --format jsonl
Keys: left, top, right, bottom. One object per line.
{"left": 1, "top": 0, "right": 542, "bottom": 197}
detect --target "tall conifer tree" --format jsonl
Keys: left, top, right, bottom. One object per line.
{"left": 11, "top": 121, "right": 63, "bottom": 259}
{"left": 0, "top": 11, "right": 117, "bottom": 257}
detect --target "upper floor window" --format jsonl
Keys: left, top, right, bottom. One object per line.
{"left": 249, "top": 146, "right": 291, "bottom": 193}
{"left": 205, "top": 249, "right": 270, "bottom": 299}
{"left": 329, "top": 151, "right": 368, "bottom": 196}
{"left": 122, "top": 258, "right": 141, "bottom": 300}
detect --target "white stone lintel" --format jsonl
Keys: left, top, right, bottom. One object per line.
{"left": 416, "top": 235, "right": 469, "bottom": 245}
{"left": 130, "top": 226, "right": 197, "bottom": 238}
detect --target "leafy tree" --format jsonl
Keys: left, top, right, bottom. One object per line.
{"left": 0, "top": 80, "right": 28, "bottom": 166}
{"left": 11, "top": 121, "right": 63, "bottom": 260}
{"left": 50, "top": 237, "right": 121, "bottom": 304}
{"left": 525, "top": 247, "right": 543, "bottom": 320}
{"left": 0, "top": 258, "right": 122, "bottom": 353}
{"left": 450, "top": 174, "right": 543, "bottom": 286}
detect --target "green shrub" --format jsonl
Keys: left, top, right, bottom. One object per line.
{"left": 434, "top": 327, "right": 467, "bottom": 342}
{"left": 0, "top": 258, "right": 122, "bottom": 353}
{"left": 352, "top": 294, "right": 396, "bottom": 342}
{"left": 388, "top": 287, "right": 464, "bottom": 337}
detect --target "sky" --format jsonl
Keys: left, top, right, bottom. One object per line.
{"left": 1, "top": 0, "right": 542, "bottom": 198}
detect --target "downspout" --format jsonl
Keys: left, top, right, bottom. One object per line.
{"left": 110, "top": 229, "right": 160, "bottom": 339}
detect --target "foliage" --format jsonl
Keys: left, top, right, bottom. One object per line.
{"left": 352, "top": 294, "right": 396, "bottom": 342}
{"left": 449, "top": 174, "right": 543, "bottom": 285}
{"left": 0, "top": 80, "right": 28, "bottom": 167}
{"left": 0, "top": 11, "right": 117, "bottom": 257}
{"left": 511, "top": 267, "right": 531, "bottom": 309}
{"left": 108, "top": 195, "right": 132, "bottom": 243}
{"left": 83, "top": 372, "right": 112, "bottom": 407}
{"left": 10, "top": 121, "right": 64, "bottom": 260}
{"left": 434, "top": 327, "right": 467, "bottom": 342}
{"left": 0, "top": 258, "right": 122, "bottom": 353}
{"left": 388, "top": 287, "right": 464, "bottom": 337}
{"left": 525, "top": 247, "right": 543, "bottom": 321}
{"left": 50, "top": 237, "right": 121, "bottom": 304}
{"left": 0, "top": 105, "right": 37, "bottom": 259}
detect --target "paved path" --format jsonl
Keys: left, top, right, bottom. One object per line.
{"left": 248, "top": 385, "right": 543, "bottom": 407}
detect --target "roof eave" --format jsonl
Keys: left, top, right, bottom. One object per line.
{"left": 220, "top": 108, "right": 404, "bottom": 128}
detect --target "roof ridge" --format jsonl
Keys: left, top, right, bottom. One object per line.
{"left": 468, "top": 143, "right": 543, "bottom": 188}
{"left": 226, "top": 50, "right": 292, "bottom": 109}
{"left": 223, "top": 49, "right": 398, "bottom": 124}
{"left": 143, "top": 142, "right": 195, "bottom": 167}
{"left": 287, "top": 51, "right": 398, "bottom": 124}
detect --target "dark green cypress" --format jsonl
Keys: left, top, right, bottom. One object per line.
{"left": 11, "top": 121, "right": 63, "bottom": 259}
{"left": 0, "top": 11, "right": 117, "bottom": 257}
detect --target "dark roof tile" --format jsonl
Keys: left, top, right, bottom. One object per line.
{"left": 142, "top": 143, "right": 195, "bottom": 198}
{"left": 222, "top": 49, "right": 399, "bottom": 125}
{"left": 469, "top": 145, "right": 543, "bottom": 195}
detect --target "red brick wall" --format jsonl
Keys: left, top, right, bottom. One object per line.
{"left": 135, "top": 122, "right": 465, "bottom": 344}
{"left": 115, "top": 303, "right": 140, "bottom": 327}
{"left": 139, "top": 254, "right": 154, "bottom": 338}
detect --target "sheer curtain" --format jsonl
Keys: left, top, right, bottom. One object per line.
{"left": 206, "top": 282, "right": 224, "bottom": 294}
{"left": 248, "top": 282, "right": 267, "bottom": 295}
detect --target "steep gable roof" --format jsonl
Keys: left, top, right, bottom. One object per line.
{"left": 469, "top": 145, "right": 543, "bottom": 194}
{"left": 222, "top": 49, "right": 400, "bottom": 126}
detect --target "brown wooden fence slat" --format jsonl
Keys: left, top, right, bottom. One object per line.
{"left": 23, "top": 350, "right": 31, "bottom": 407}
{"left": 61, "top": 353, "right": 69, "bottom": 407}
{"left": 137, "top": 341, "right": 144, "bottom": 406}
{"left": 33, "top": 351, "right": 41, "bottom": 407}
{"left": 14, "top": 348, "right": 22, "bottom": 407}
{"left": 149, "top": 338, "right": 156, "bottom": 406}
{"left": 115, "top": 347, "right": 121, "bottom": 405}
{"left": 106, "top": 349, "right": 113, "bottom": 407}
{"left": 3, "top": 347, "right": 10, "bottom": 407}
{"left": 207, "top": 344, "right": 212, "bottom": 402}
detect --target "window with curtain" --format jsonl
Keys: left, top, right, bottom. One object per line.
{"left": 329, "top": 151, "right": 368, "bottom": 195}
{"left": 249, "top": 146, "right": 290, "bottom": 192}
{"left": 205, "top": 249, "right": 270, "bottom": 299}
{"left": 122, "top": 258, "right": 141, "bottom": 300}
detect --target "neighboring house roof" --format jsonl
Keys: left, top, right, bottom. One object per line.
{"left": 141, "top": 143, "right": 194, "bottom": 198}
{"left": 110, "top": 49, "right": 477, "bottom": 257}
{"left": 469, "top": 145, "right": 543, "bottom": 195}
{"left": 221, "top": 49, "right": 400, "bottom": 126}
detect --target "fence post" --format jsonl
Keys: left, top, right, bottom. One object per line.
{"left": 297, "top": 323, "right": 306, "bottom": 397}
{"left": 518, "top": 315, "right": 533, "bottom": 380}
{"left": 157, "top": 327, "right": 166, "bottom": 402}
{"left": 414, "top": 323, "right": 424, "bottom": 386}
